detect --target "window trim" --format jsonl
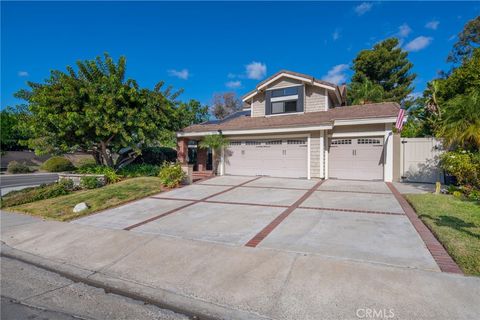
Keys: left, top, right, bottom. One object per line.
{"left": 271, "top": 94, "right": 298, "bottom": 102}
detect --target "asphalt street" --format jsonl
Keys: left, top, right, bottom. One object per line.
{"left": 0, "top": 173, "right": 59, "bottom": 188}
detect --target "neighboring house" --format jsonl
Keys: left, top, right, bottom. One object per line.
{"left": 177, "top": 70, "right": 400, "bottom": 182}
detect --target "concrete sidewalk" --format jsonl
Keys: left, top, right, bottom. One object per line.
{"left": 1, "top": 212, "right": 479, "bottom": 320}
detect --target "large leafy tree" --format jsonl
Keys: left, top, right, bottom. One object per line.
{"left": 0, "top": 105, "right": 31, "bottom": 150}
{"left": 448, "top": 16, "right": 480, "bottom": 64}
{"left": 17, "top": 53, "right": 207, "bottom": 167}
{"left": 350, "top": 38, "right": 416, "bottom": 104}
{"left": 211, "top": 92, "right": 242, "bottom": 119}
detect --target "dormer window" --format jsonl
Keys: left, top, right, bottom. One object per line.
{"left": 265, "top": 85, "right": 304, "bottom": 115}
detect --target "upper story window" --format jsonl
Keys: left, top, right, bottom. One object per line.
{"left": 272, "top": 100, "right": 297, "bottom": 114}
{"left": 266, "top": 85, "right": 303, "bottom": 115}
{"left": 271, "top": 86, "right": 298, "bottom": 97}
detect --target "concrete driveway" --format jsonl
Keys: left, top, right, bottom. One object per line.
{"left": 74, "top": 176, "right": 438, "bottom": 271}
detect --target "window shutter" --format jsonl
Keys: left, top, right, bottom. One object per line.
{"left": 265, "top": 90, "right": 272, "bottom": 115}
{"left": 297, "top": 85, "right": 304, "bottom": 112}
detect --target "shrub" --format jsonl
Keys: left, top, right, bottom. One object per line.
{"left": 75, "top": 157, "right": 96, "bottom": 168}
{"left": 133, "top": 147, "right": 177, "bottom": 166}
{"left": 118, "top": 163, "right": 161, "bottom": 177}
{"left": 441, "top": 150, "right": 480, "bottom": 189}
{"left": 42, "top": 157, "right": 75, "bottom": 172}
{"left": 1, "top": 179, "right": 74, "bottom": 208}
{"left": 467, "top": 189, "right": 480, "bottom": 202}
{"left": 158, "top": 163, "right": 185, "bottom": 188}
{"left": 7, "top": 161, "right": 32, "bottom": 174}
{"left": 76, "top": 165, "right": 120, "bottom": 183}
{"left": 80, "top": 176, "right": 101, "bottom": 189}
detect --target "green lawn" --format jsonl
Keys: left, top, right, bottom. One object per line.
{"left": 8, "top": 177, "right": 164, "bottom": 221}
{"left": 406, "top": 193, "right": 480, "bottom": 276}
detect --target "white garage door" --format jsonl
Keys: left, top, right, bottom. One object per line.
{"left": 225, "top": 139, "right": 308, "bottom": 178}
{"left": 329, "top": 137, "right": 384, "bottom": 180}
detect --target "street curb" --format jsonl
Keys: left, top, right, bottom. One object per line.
{"left": 0, "top": 243, "right": 272, "bottom": 320}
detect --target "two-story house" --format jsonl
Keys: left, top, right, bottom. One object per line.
{"left": 177, "top": 70, "right": 400, "bottom": 182}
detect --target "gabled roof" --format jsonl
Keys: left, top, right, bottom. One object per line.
{"left": 242, "top": 69, "right": 343, "bottom": 104}
{"left": 180, "top": 102, "right": 400, "bottom": 134}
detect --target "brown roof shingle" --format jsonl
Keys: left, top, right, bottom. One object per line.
{"left": 181, "top": 102, "right": 400, "bottom": 133}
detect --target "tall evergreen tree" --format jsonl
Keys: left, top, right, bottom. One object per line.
{"left": 448, "top": 16, "right": 480, "bottom": 64}
{"left": 350, "top": 38, "right": 416, "bottom": 104}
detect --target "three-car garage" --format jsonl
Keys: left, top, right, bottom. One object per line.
{"left": 224, "top": 135, "right": 386, "bottom": 181}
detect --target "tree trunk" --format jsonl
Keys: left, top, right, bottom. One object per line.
{"left": 211, "top": 149, "right": 217, "bottom": 175}
{"left": 99, "top": 141, "right": 114, "bottom": 167}
{"left": 92, "top": 150, "right": 103, "bottom": 165}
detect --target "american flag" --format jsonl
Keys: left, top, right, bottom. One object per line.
{"left": 395, "top": 108, "right": 406, "bottom": 131}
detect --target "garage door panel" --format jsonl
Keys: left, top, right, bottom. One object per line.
{"left": 225, "top": 139, "right": 307, "bottom": 178}
{"left": 329, "top": 137, "right": 383, "bottom": 181}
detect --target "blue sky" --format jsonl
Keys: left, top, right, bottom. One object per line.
{"left": 2, "top": 1, "right": 479, "bottom": 109}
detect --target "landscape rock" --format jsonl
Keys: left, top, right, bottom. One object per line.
{"left": 73, "top": 202, "right": 89, "bottom": 213}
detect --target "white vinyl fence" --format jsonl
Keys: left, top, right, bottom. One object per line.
{"left": 400, "top": 138, "right": 444, "bottom": 184}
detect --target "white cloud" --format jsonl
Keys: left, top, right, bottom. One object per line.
{"left": 167, "top": 69, "right": 189, "bottom": 80}
{"left": 226, "top": 80, "right": 242, "bottom": 89}
{"left": 332, "top": 29, "right": 341, "bottom": 41}
{"left": 408, "top": 92, "right": 423, "bottom": 100}
{"left": 18, "top": 71, "right": 29, "bottom": 77}
{"left": 245, "top": 61, "right": 267, "bottom": 80}
{"left": 322, "top": 64, "right": 349, "bottom": 85}
{"left": 227, "top": 73, "right": 237, "bottom": 79}
{"left": 405, "top": 36, "right": 433, "bottom": 52}
{"left": 397, "top": 23, "right": 412, "bottom": 38}
{"left": 425, "top": 20, "right": 440, "bottom": 30}
{"left": 354, "top": 2, "right": 373, "bottom": 16}
{"left": 448, "top": 34, "right": 456, "bottom": 41}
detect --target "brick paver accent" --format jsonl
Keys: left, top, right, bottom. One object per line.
{"left": 198, "top": 184, "right": 311, "bottom": 191}
{"left": 315, "top": 189, "right": 391, "bottom": 195}
{"left": 299, "top": 206, "right": 404, "bottom": 216}
{"left": 244, "top": 180, "right": 325, "bottom": 247}
{"left": 386, "top": 183, "right": 463, "bottom": 274}
{"left": 123, "top": 176, "right": 262, "bottom": 231}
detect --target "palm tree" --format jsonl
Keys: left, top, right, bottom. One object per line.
{"left": 199, "top": 134, "right": 229, "bottom": 174}
{"left": 425, "top": 80, "right": 441, "bottom": 116}
{"left": 436, "top": 89, "right": 480, "bottom": 151}
{"left": 348, "top": 78, "right": 385, "bottom": 105}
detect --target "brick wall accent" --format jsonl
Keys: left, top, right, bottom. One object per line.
{"left": 197, "top": 148, "right": 207, "bottom": 172}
